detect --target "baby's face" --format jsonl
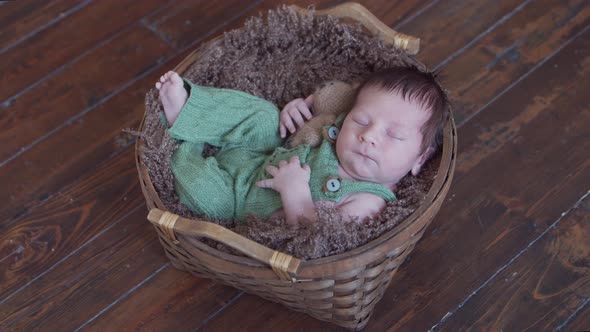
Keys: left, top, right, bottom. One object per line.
{"left": 336, "top": 87, "right": 431, "bottom": 188}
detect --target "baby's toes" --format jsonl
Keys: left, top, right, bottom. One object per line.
{"left": 170, "top": 72, "right": 182, "bottom": 85}
{"left": 164, "top": 71, "right": 176, "bottom": 81}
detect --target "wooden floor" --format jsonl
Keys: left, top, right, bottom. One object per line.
{"left": 1, "top": 0, "right": 589, "bottom": 331}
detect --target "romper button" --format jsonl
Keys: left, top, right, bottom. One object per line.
{"left": 328, "top": 126, "right": 339, "bottom": 140}
{"left": 323, "top": 176, "right": 341, "bottom": 192}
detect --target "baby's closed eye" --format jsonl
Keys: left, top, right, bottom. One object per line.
{"left": 353, "top": 117, "right": 368, "bottom": 126}
{"left": 386, "top": 130, "right": 404, "bottom": 141}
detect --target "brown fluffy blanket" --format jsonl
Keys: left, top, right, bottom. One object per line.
{"left": 138, "top": 5, "right": 439, "bottom": 260}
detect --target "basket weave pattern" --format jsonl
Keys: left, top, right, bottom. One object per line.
{"left": 157, "top": 225, "right": 420, "bottom": 328}
{"left": 136, "top": 3, "right": 456, "bottom": 330}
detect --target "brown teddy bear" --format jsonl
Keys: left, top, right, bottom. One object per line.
{"left": 286, "top": 80, "right": 359, "bottom": 148}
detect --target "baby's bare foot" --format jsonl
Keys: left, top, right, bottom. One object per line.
{"left": 155, "top": 71, "right": 187, "bottom": 126}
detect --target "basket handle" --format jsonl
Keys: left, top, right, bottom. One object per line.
{"left": 147, "top": 208, "right": 302, "bottom": 281}
{"left": 311, "top": 2, "right": 420, "bottom": 54}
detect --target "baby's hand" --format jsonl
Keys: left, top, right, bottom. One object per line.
{"left": 279, "top": 95, "right": 314, "bottom": 138}
{"left": 256, "top": 156, "right": 311, "bottom": 193}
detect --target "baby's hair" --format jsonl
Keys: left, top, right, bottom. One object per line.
{"left": 357, "top": 66, "right": 450, "bottom": 155}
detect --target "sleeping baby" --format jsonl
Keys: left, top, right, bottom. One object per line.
{"left": 155, "top": 66, "right": 449, "bottom": 225}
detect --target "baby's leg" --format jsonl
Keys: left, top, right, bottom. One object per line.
{"left": 171, "top": 142, "right": 236, "bottom": 220}
{"left": 167, "top": 80, "right": 283, "bottom": 154}
{"left": 155, "top": 71, "right": 187, "bottom": 126}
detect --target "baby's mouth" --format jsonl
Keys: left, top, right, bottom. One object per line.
{"left": 357, "top": 151, "right": 376, "bottom": 163}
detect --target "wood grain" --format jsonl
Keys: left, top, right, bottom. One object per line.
{"left": 401, "top": 0, "right": 527, "bottom": 68}
{"left": 562, "top": 298, "right": 590, "bottom": 331}
{"left": 82, "top": 265, "right": 240, "bottom": 331}
{"left": 144, "top": 0, "right": 259, "bottom": 49}
{"left": 0, "top": 0, "right": 88, "bottom": 51}
{"left": 0, "top": 0, "right": 164, "bottom": 102}
{"left": 0, "top": 149, "right": 144, "bottom": 299}
{"left": 0, "top": 25, "right": 174, "bottom": 164}
{"left": 441, "top": 0, "right": 590, "bottom": 124}
{"left": 0, "top": 207, "right": 166, "bottom": 331}
{"left": 438, "top": 193, "right": 590, "bottom": 330}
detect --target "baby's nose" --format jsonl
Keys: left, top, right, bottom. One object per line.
{"left": 360, "top": 131, "right": 376, "bottom": 145}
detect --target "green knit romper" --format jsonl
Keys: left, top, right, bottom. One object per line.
{"left": 168, "top": 81, "right": 396, "bottom": 222}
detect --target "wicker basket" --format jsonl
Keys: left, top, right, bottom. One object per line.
{"left": 136, "top": 2, "right": 457, "bottom": 330}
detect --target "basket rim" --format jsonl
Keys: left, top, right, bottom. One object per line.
{"left": 135, "top": 2, "right": 457, "bottom": 273}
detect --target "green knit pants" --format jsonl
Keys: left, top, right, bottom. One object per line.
{"left": 168, "top": 81, "right": 283, "bottom": 220}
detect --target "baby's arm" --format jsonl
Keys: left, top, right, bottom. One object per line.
{"left": 279, "top": 95, "right": 314, "bottom": 138}
{"left": 255, "top": 156, "right": 316, "bottom": 225}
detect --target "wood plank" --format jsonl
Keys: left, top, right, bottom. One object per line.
{"left": 441, "top": 0, "right": 590, "bottom": 124}
{"left": 437, "top": 193, "right": 590, "bottom": 331}
{"left": 145, "top": 0, "right": 259, "bottom": 49}
{"left": 142, "top": 0, "right": 343, "bottom": 28}
{"left": 0, "top": 206, "right": 168, "bottom": 331}
{"left": 198, "top": 15, "right": 590, "bottom": 332}
{"left": 0, "top": 74, "right": 149, "bottom": 224}
{"left": 0, "top": 1, "right": 264, "bottom": 224}
{"left": 81, "top": 266, "right": 240, "bottom": 331}
{"left": 402, "top": 0, "right": 527, "bottom": 67}
{"left": 0, "top": 0, "right": 88, "bottom": 51}
{"left": 0, "top": 150, "right": 144, "bottom": 299}
{"left": 0, "top": 25, "right": 174, "bottom": 165}
{"left": 562, "top": 299, "right": 590, "bottom": 331}
{"left": 193, "top": 293, "right": 339, "bottom": 331}
{"left": 356, "top": 0, "right": 435, "bottom": 29}
{"left": 0, "top": 148, "right": 238, "bottom": 330}
{"left": 0, "top": 0, "right": 165, "bottom": 103}
{"left": 142, "top": 0, "right": 431, "bottom": 50}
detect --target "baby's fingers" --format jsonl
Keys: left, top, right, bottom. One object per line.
{"left": 255, "top": 179, "right": 274, "bottom": 190}
{"left": 296, "top": 103, "right": 313, "bottom": 120}
{"left": 281, "top": 112, "right": 297, "bottom": 134}
{"left": 290, "top": 108, "right": 305, "bottom": 128}
{"left": 265, "top": 165, "right": 278, "bottom": 176}
{"left": 304, "top": 94, "right": 313, "bottom": 109}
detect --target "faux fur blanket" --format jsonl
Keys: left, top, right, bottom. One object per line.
{"left": 138, "top": 5, "right": 439, "bottom": 260}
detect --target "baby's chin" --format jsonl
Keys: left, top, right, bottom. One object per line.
{"left": 342, "top": 161, "right": 377, "bottom": 182}
{"left": 344, "top": 162, "right": 403, "bottom": 188}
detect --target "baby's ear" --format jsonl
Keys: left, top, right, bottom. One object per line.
{"left": 411, "top": 146, "right": 434, "bottom": 176}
